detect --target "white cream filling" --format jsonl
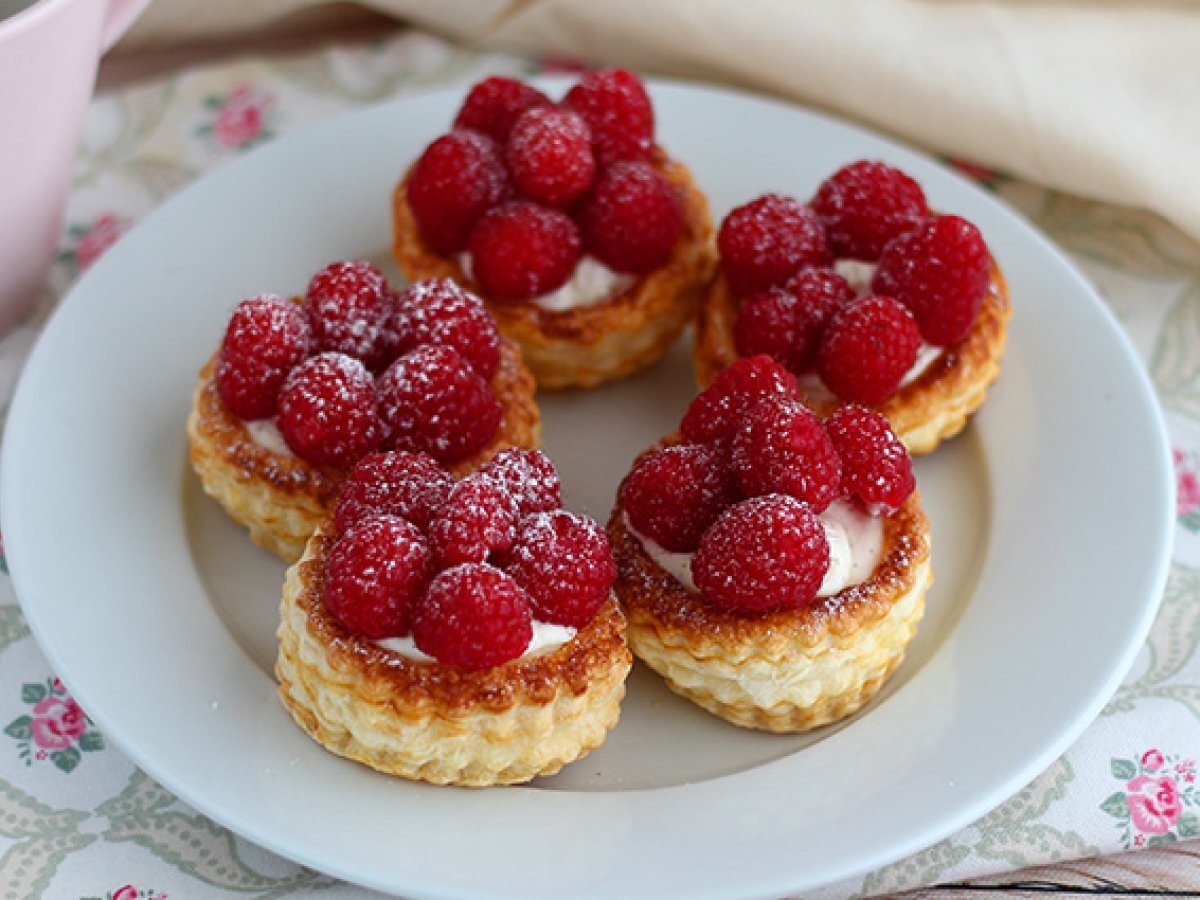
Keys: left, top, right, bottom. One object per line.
{"left": 373, "top": 619, "right": 577, "bottom": 662}
{"left": 458, "top": 252, "right": 633, "bottom": 312}
{"left": 245, "top": 418, "right": 295, "bottom": 457}
{"left": 629, "top": 498, "right": 884, "bottom": 599}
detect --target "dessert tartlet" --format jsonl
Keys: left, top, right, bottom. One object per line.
{"left": 275, "top": 448, "right": 632, "bottom": 785}
{"left": 392, "top": 71, "right": 715, "bottom": 389}
{"left": 609, "top": 356, "right": 932, "bottom": 732}
{"left": 693, "top": 160, "right": 1010, "bottom": 454}
{"left": 187, "top": 266, "right": 540, "bottom": 562}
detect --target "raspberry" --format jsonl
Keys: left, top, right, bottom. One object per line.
{"left": 622, "top": 444, "right": 738, "bottom": 552}
{"left": 692, "top": 494, "right": 830, "bottom": 613}
{"left": 505, "top": 107, "right": 595, "bottom": 206}
{"left": 216, "top": 295, "right": 311, "bottom": 420}
{"left": 871, "top": 214, "right": 990, "bottom": 346}
{"left": 333, "top": 450, "right": 454, "bottom": 533}
{"left": 680, "top": 355, "right": 799, "bottom": 447}
{"left": 825, "top": 406, "right": 915, "bottom": 515}
{"left": 816, "top": 295, "right": 922, "bottom": 405}
{"left": 407, "top": 129, "right": 510, "bottom": 254}
{"left": 503, "top": 510, "right": 616, "bottom": 627}
{"left": 412, "top": 563, "right": 533, "bottom": 669}
{"left": 477, "top": 448, "right": 562, "bottom": 518}
{"left": 276, "top": 352, "right": 383, "bottom": 468}
{"left": 453, "top": 76, "right": 552, "bottom": 144}
{"left": 378, "top": 345, "right": 501, "bottom": 464}
{"left": 562, "top": 68, "right": 654, "bottom": 166}
{"left": 390, "top": 278, "right": 500, "bottom": 380}
{"left": 579, "top": 161, "right": 683, "bottom": 274}
{"left": 730, "top": 395, "right": 841, "bottom": 512}
{"left": 305, "top": 261, "right": 392, "bottom": 368}
{"left": 467, "top": 200, "right": 582, "bottom": 302}
{"left": 733, "top": 267, "right": 854, "bottom": 373}
{"left": 717, "top": 194, "right": 830, "bottom": 296}
{"left": 811, "top": 160, "right": 927, "bottom": 261}
{"left": 325, "top": 515, "right": 432, "bottom": 639}
{"left": 429, "top": 475, "right": 519, "bottom": 567}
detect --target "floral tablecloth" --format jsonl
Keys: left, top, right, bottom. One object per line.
{"left": 1, "top": 28, "right": 1198, "bottom": 900}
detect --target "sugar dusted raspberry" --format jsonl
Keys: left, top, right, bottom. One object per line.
{"left": 325, "top": 515, "right": 432, "bottom": 639}
{"left": 305, "top": 260, "right": 392, "bottom": 369}
{"left": 622, "top": 444, "right": 738, "bottom": 552}
{"left": 825, "top": 406, "right": 915, "bottom": 515}
{"left": 692, "top": 494, "right": 830, "bottom": 613}
{"left": 390, "top": 278, "right": 500, "bottom": 380}
{"left": 579, "top": 161, "right": 683, "bottom": 274}
{"left": 429, "top": 475, "right": 519, "bottom": 567}
{"left": 333, "top": 450, "right": 454, "bottom": 533}
{"left": 477, "top": 448, "right": 562, "bottom": 518}
{"left": 276, "top": 352, "right": 383, "bottom": 468}
{"left": 680, "top": 355, "right": 799, "bottom": 447}
{"left": 872, "top": 214, "right": 990, "bottom": 346}
{"left": 503, "top": 510, "right": 615, "bottom": 627}
{"left": 412, "top": 563, "right": 533, "bottom": 669}
{"left": 378, "top": 345, "right": 501, "bottom": 464}
{"left": 811, "top": 160, "right": 928, "bottom": 261}
{"left": 816, "top": 295, "right": 922, "bottom": 405}
{"left": 718, "top": 194, "right": 830, "bottom": 296}
{"left": 216, "top": 295, "right": 311, "bottom": 420}
{"left": 505, "top": 106, "right": 595, "bottom": 206}
{"left": 467, "top": 200, "right": 582, "bottom": 302}
{"left": 730, "top": 395, "right": 841, "bottom": 511}
{"left": 454, "top": 76, "right": 552, "bottom": 143}
{"left": 407, "top": 129, "right": 510, "bottom": 254}
{"left": 562, "top": 68, "right": 654, "bottom": 166}
{"left": 733, "top": 266, "right": 854, "bottom": 374}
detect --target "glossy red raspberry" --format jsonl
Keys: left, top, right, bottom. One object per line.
{"left": 562, "top": 68, "right": 654, "bottom": 166}
{"left": 730, "top": 395, "right": 841, "bottom": 512}
{"left": 377, "top": 345, "right": 501, "bottom": 464}
{"left": 454, "top": 76, "right": 552, "bottom": 143}
{"left": 732, "top": 268, "right": 853, "bottom": 373}
{"left": 412, "top": 563, "right": 533, "bottom": 669}
{"left": 333, "top": 450, "right": 454, "bottom": 533}
{"left": 305, "top": 261, "right": 392, "bottom": 368}
{"left": 468, "top": 200, "right": 582, "bottom": 302}
{"left": 390, "top": 278, "right": 500, "bottom": 380}
{"left": 505, "top": 106, "right": 595, "bottom": 206}
{"left": 579, "top": 161, "right": 683, "bottom": 274}
{"left": 816, "top": 295, "right": 922, "bottom": 405}
{"left": 477, "top": 448, "right": 562, "bottom": 518}
{"left": 692, "top": 494, "right": 830, "bottom": 613}
{"left": 216, "top": 295, "right": 311, "bottom": 420}
{"left": 429, "top": 475, "right": 519, "bottom": 567}
{"left": 407, "top": 129, "right": 510, "bottom": 254}
{"left": 622, "top": 444, "right": 738, "bottom": 552}
{"left": 503, "top": 510, "right": 616, "bottom": 627}
{"left": 811, "top": 160, "right": 928, "bottom": 261}
{"left": 871, "top": 214, "right": 990, "bottom": 346}
{"left": 717, "top": 194, "right": 831, "bottom": 296}
{"left": 325, "top": 515, "right": 432, "bottom": 639}
{"left": 680, "top": 355, "right": 799, "bottom": 447}
{"left": 276, "top": 352, "right": 383, "bottom": 468}
{"left": 825, "top": 406, "right": 915, "bottom": 514}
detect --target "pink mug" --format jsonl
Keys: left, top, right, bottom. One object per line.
{"left": 0, "top": 0, "right": 150, "bottom": 332}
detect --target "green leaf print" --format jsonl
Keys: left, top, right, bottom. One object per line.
{"left": 975, "top": 823, "right": 1096, "bottom": 868}
{"left": 1111, "top": 758, "right": 1138, "bottom": 780}
{"left": 49, "top": 746, "right": 80, "bottom": 774}
{"left": 77, "top": 731, "right": 104, "bottom": 753}
{"left": 3, "top": 716, "right": 31, "bottom": 741}
{"left": 1100, "top": 791, "right": 1131, "bottom": 820}
{"left": 1179, "top": 813, "right": 1200, "bottom": 837}
{"left": 0, "top": 606, "right": 30, "bottom": 654}
{"left": 20, "top": 683, "right": 46, "bottom": 705}
{"left": 859, "top": 838, "right": 970, "bottom": 896}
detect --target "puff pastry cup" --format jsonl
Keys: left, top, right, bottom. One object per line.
{"left": 693, "top": 259, "right": 1011, "bottom": 455}
{"left": 609, "top": 490, "right": 931, "bottom": 733}
{"left": 392, "top": 148, "right": 716, "bottom": 390}
{"left": 276, "top": 523, "right": 633, "bottom": 786}
{"left": 186, "top": 335, "right": 541, "bottom": 563}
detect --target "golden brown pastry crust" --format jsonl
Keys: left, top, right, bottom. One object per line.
{"left": 693, "top": 259, "right": 1011, "bottom": 454}
{"left": 609, "top": 483, "right": 931, "bottom": 733}
{"left": 393, "top": 148, "right": 716, "bottom": 390}
{"left": 186, "top": 335, "right": 541, "bottom": 562}
{"left": 275, "top": 524, "right": 633, "bottom": 785}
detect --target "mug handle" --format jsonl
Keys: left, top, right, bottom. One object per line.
{"left": 100, "top": 0, "right": 153, "bottom": 52}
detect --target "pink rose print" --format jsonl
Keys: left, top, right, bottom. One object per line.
{"left": 1127, "top": 775, "right": 1182, "bottom": 835}
{"left": 1142, "top": 749, "right": 1165, "bottom": 771}
{"left": 1103, "top": 750, "right": 1200, "bottom": 847}
{"left": 1174, "top": 448, "right": 1200, "bottom": 530}
{"left": 30, "top": 696, "right": 86, "bottom": 750}
{"left": 199, "top": 84, "right": 275, "bottom": 151}
{"left": 112, "top": 887, "right": 139, "bottom": 900}
{"left": 75, "top": 214, "right": 124, "bottom": 271}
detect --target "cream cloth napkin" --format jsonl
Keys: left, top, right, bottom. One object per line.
{"left": 120, "top": 0, "right": 1200, "bottom": 240}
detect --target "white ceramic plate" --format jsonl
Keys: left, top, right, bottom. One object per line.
{"left": 2, "top": 79, "right": 1173, "bottom": 898}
